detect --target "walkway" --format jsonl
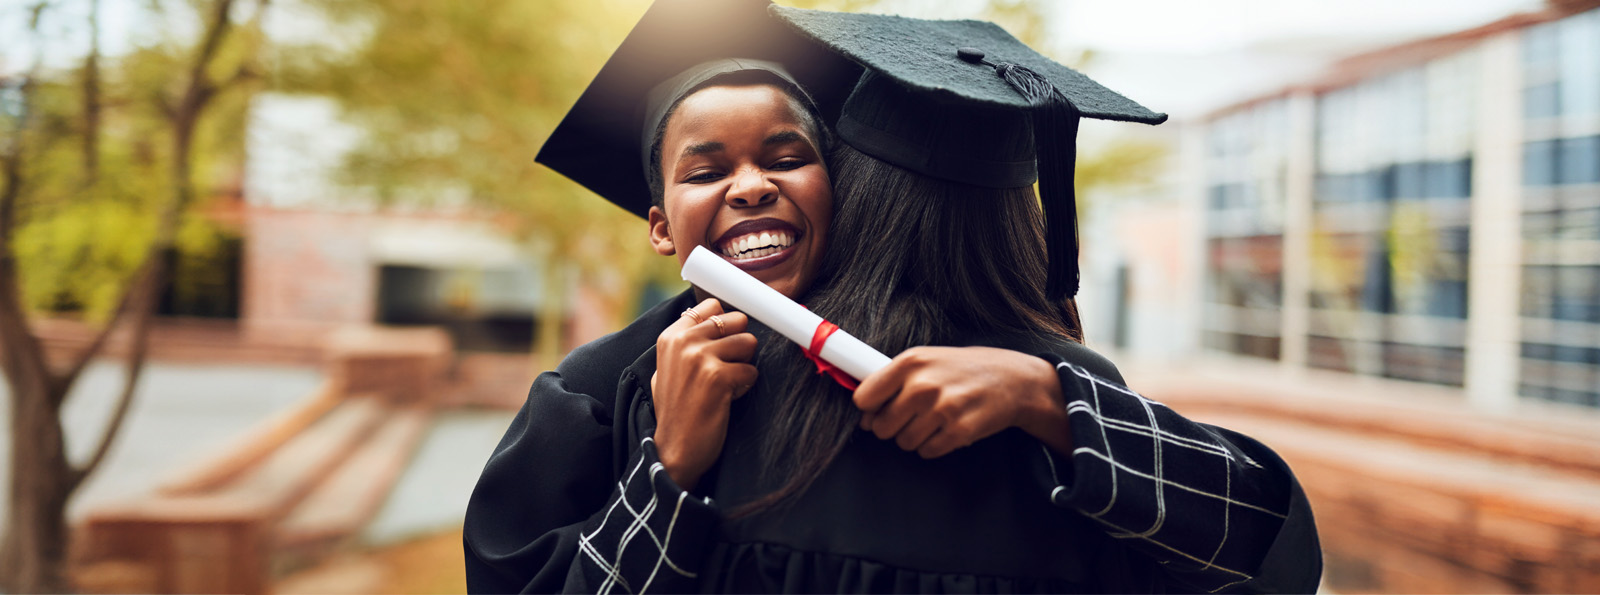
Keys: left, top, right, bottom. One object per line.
{"left": 0, "top": 361, "right": 322, "bottom": 534}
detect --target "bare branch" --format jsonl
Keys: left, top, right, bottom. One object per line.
{"left": 75, "top": 0, "right": 245, "bottom": 486}
{"left": 0, "top": 134, "right": 45, "bottom": 374}
{"left": 26, "top": 1, "right": 48, "bottom": 29}
{"left": 0, "top": 142, "right": 47, "bottom": 386}
{"left": 0, "top": 102, "right": 24, "bottom": 235}
{"left": 54, "top": 260, "right": 157, "bottom": 389}
{"left": 220, "top": 65, "right": 260, "bottom": 90}
{"left": 70, "top": 255, "right": 166, "bottom": 487}
{"left": 178, "top": 0, "right": 239, "bottom": 117}
{"left": 82, "top": 0, "right": 102, "bottom": 185}
{"left": 0, "top": 3, "right": 50, "bottom": 391}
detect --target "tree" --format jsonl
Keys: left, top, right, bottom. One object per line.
{"left": 274, "top": 0, "right": 682, "bottom": 369}
{"left": 0, "top": 1, "right": 260, "bottom": 590}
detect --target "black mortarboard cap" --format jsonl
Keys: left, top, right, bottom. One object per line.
{"left": 770, "top": 6, "right": 1168, "bottom": 300}
{"left": 535, "top": 0, "right": 861, "bottom": 220}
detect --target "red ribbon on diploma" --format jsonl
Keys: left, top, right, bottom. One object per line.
{"left": 804, "top": 319, "right": 860, "bottom": 390}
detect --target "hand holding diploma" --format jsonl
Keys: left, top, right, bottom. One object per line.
{"left": 652, "top": 297, "right": 757, "bottom": 491}
{"left": 681, "top": 246, "right": 891, "bottom": 386}
{"left": 852, "top": 346, "right": 1073, "bottom": 460}
{"left": 682, "top": 246, "right": 1068, "bottom": 461}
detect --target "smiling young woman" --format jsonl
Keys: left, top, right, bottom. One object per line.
{"left": 640, "top": 74, "right": 836, "bottom": 493}
{"left": 647, "top": 82, "right": 833, "bottom": 302}
{"left": 460, "top": 0, "right": 864, "bottom": 588}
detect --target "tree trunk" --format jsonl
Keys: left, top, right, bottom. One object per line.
{"left": 0, "top": 34, "right": 72, "bottom": 588}
{"left": 0, "top": 101, "right": 77, "bottom": 594}
{"left": 0, "top": 1, "right": 244, "bottom": 589}
{"left": 0, "top": 378, "right": 74, "bottom": 594}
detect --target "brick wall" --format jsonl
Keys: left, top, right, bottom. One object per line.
{"left": 242, "top": 209, "right": 376, "bottom": 327}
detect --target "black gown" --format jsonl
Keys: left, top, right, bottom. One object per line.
{"left": 464, "top": 290, "right": 1321, "bottom": 593}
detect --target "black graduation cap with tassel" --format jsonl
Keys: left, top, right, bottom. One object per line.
{"left": 772, "top": 5, "right": 1168, "bottom": 300}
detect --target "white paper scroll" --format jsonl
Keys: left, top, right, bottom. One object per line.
{"left": 681, "top": 245, "right": 891, "bottom": 383}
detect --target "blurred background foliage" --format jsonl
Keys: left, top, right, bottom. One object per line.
{"left": 4, "top": 0, "right": 1159, "bottom": 336}
{"left": 4, "top": 0, "right": 258, "bottom": 323}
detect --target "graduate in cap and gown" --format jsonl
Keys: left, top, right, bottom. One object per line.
{"left": 466, "top": 1, "right": 1322, "bottom": 593}
{"left": 464, "top": 0, "right": 864, "bottom": 592}
{"left": 688, "top": 6, "right": 1323, "bottom": 593}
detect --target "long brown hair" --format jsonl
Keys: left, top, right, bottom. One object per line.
{"left": 733, "top": 144, "right": 1083, "bottom": 518}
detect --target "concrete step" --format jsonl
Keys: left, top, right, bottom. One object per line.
{"left": 204, "top": 398, "right": 388, "bottom": 518}
{"left": 71, "top": 325, "right": 454, "bottom": 595}
{"left": 75, "top": 396, "right": 393, "bottom": 594}
{"left": 160, "top": 385, "right": 343, "bottom": 496}
{"left": 274, "top": 407, "right": 433, "bottom": 572}
{"left": 1192, "top": 411, "right": 1600, "bottom": 593}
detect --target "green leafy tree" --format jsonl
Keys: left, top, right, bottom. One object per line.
{"left": 0, "top": 1, "right": 259, "bottom": 590}
{"left": 276, "top": 0, "right": 680, "bottom": 368}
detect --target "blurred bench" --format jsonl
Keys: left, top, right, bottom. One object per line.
{"left": 71, "top": 326, "right": 451, "bottom": 594}
{"left": 1136, "top": 360, "right": 1600, "bottom": 594}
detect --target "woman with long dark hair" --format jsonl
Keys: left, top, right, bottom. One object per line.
{"left": 469, "top": 2, "right": 1321, "bottom": 593}
{"left": 678, "top": 7, "right": 1323, "bottom": 593}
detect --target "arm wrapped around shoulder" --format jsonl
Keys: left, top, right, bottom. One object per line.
{"left": 1034, "top": 357, "right": 1323, "bottom": 594}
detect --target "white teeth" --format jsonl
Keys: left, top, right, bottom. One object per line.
{"left": 722, "top": 229, "right": 797, "bottom": 259}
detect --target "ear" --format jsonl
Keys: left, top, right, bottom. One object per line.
{"left": 647, "top": 206, "right": 675, "bottom": 256}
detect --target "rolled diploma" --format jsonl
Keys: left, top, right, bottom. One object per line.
{"left": 681, "top": 245, "right": 890, "bottom": 382}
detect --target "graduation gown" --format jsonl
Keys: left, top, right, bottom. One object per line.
{"left": 463, "top": 290, "right": 1321, "bottom": 593}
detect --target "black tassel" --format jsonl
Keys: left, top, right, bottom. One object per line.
{"left": 992, "top": 62, "right": 1082, "bottom": 300}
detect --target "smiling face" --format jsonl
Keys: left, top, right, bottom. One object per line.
{"left": 648, "top": 84, "right": 832, "bottom": 300}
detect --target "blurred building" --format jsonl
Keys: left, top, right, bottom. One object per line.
{"left": 1099, "top": 1, "right": 1600, "bottom": 412}
{"left": 206, "top": 94, "right": 550, "bottom": 355}
{"left": 1078, "top": 3, "right": 1600, "bottom": 591}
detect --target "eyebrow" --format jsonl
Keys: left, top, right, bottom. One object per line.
{"left": 678, "top": 130, "right": 810, "bottom": 160}
{"left": 764, "top": 131, "right": 807, "bottom": 147}
{"left": 681, "top": 141, "right": 724, "bottom": 158}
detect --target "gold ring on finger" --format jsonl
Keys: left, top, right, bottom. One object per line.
{"left": 709, "top": 315, "right": 726, "bottom": 337}
{"left": 682, "top": 308, "right": 703, "bottom": 323}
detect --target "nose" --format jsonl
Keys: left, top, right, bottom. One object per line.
{"left": 725, "top": 166, "right": 779, "bottom": 207}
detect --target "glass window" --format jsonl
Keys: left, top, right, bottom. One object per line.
{"left": 1361, "top": 234, "right": 1394, "bottom": 313}
{"left": 1395, "top": 162, "right": 1425, "bottom": 199}
{"left": 1554, "top": 266, "right": 1600, "bottom": 322}
{"left": 1422, "top": 159, "right": 1473, "bottom": 198}
{"left": 1524, "top": 83, "right": 1562, "bottom": 119}
{"left": 1558, "top": 135, "right": 1600, "bottom": 185}
{"left": 1428, "top": 279, "right": 1469, "bottom": 319}
{"left": 1524, "top": 140, "right": 1559, "bottom": 186}
{"left": 1520, "top": 265, "right": 1556, "bottom": 318}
